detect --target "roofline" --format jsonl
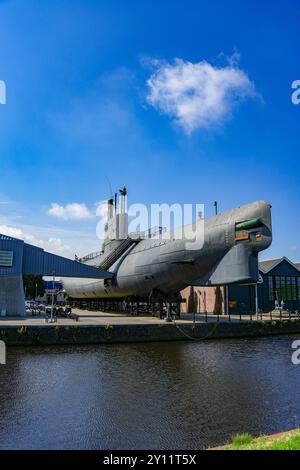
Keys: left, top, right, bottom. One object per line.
{"left": 259, "top": 256, "right": 300, "bottom": 274}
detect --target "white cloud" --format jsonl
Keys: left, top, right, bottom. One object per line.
{"left": 146, "top": 57, "right": 258, "bottom": 134}
{"left": 0, "top": 224, "right": 72, "bottom": 257}
{"left": 0, "top": 197, "right": 105, "bottom": 259}
{"left": 48, "top": 202, "right": 92, "bottom": 220}
{"left": 44, "top": 237, "right": 72, "bottom": 255}
{"left": 0, "top": 225, "right": 23, "bottom": 240}
{"left": 95, "top": 200, "right": 108, "bottom": 218}
{"left": 0, "top": 80, "right": 6, "bottom": 105}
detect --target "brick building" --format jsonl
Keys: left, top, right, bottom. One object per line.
{"left": 181, "top": 285, "right": 225, "bottom": 314}
{"left": 181, "top": 257, "right": 300, "bottom": 314}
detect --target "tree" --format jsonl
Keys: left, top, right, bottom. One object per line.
{"left": 23, "top": 275, "right": 45, "bottom": 299}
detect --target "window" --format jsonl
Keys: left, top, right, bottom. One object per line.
{"left": 281, "top": 276, "right": 287, "bottom": 301}
{"left": 287, "top": 277, "right": 293, "bottom": 300}
{"left": 275, "top": 276, "right": 287, "bottom": 301}
{"left": 292, "top": 277, "right": 297, "bottom": 300}
{"left": 286, "top": 277, "right": 297, "bottom": 301}
{"left": 0, "top": 250, "right": 13, "bottom": 267}
{"left": 268, "top": 276, "right": 274, "bottom": 301}
{"left": 275, "top": 276, "right": 281, "bottom": 302}
{"left": 287, "top": 277, "right": 291, "bottom": 300}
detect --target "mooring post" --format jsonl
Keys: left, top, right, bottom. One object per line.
{"left": 165, "top": 302, "right": 172, "bottom": 323}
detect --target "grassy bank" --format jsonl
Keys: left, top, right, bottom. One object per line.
{"left": 220, "top": 429, "right": 300, "bottom": 450}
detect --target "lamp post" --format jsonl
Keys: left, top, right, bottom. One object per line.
{"left": 255, "top": 283, "right": 259, "bottom": 320}
{"left": 46, "top": 281, "right": 65, "bottom": 324}
{"left": 49, "top": 272, "right": 55, "bottom": 323}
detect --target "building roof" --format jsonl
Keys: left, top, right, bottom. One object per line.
{"left": 259, "top": 257, "right": 300, "bottom": 274}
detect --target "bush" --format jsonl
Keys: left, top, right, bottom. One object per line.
{"left": 231, "top": 433, "right": 253, "bottom": 447}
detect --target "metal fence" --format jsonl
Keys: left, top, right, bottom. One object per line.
{"left": 185, "top": 309, "right": 300, "bottom": 323}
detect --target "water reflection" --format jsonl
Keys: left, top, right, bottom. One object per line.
{"left": 0, "top": 336, "right": 299, "bottom": 449}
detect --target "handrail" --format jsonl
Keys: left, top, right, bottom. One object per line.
{"left": 130, "top": 226, "right": 167, "bottom": 240}
{"left": 78, "top": 251, "right": 101, "bottom": 263}
{"left": 79, "top": 227, "right": 167, "bottom": 263}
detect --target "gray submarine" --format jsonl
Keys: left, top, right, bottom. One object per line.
{"left": 62, "top": 188, "right": 272, "bottom": 309}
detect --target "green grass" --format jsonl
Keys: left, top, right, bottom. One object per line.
{"left": 231, "top": 433, "right": 253, "bottom": 447}
{"left": 224, "top": 429, "right": 300, "bottom": 450}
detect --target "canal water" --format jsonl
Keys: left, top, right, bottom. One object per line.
{"left": 0, "top": 335, "right": 300, "bottom": 449}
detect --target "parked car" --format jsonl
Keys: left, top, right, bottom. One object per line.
{"left": 35, "top": 302, "right": 46, "bottom": 311}
{"left": 25, "top": 301, "right": 46, "bottom": 311}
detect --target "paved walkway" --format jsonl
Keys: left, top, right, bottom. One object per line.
{"left": 0, "top": 309, "right": 291, "bottom": 326}
{"left": 0, "top": 309, "right": 173, "bottom": 326}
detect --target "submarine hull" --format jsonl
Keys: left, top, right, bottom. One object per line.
{"left": 62, "top": 200, "right": 272, "bottom": 301}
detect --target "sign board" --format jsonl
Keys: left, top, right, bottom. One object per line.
{"left": 257, "top": 274, "right": 263, "bottom": 284}
{"left": 0, "top": 250, "right": 13, "bottom": 267}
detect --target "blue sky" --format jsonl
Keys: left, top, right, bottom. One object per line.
{"left": 0, "top": 0, "right": 299, "bottom": 259}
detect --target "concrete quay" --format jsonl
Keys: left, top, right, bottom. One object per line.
{"left": 1, "top": 309, "right": 300, "bottom": 346}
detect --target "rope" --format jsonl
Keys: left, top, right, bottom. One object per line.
{"left": 171, "top": 317, "right": 220, "bottom": 341}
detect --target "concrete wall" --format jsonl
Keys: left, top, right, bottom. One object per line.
{"left": 1, "top": 319, "right": 300, "bottom": 346}
{"left": 0, "top": 275, "right": 25, "bottom": 317}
